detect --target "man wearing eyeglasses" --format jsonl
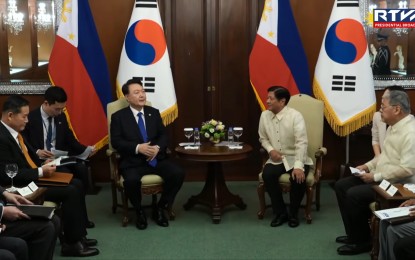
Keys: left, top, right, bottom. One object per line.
{"left": 334, "top": 89, "right": 415, "bottom": 256}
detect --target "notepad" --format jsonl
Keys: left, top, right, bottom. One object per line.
{"left": 14, "top": 204, "right": 55, "bottom": 219}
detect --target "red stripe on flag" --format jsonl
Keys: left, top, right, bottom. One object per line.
{"left": 249, "top": 35, "right": 299, "bottom": 108}
{"left": 49, "top": 37, "right": 107, "bottom": 144}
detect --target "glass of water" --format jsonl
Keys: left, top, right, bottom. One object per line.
{"left": 184, "top": 128, "right": 194, "bottom": 147}
{"left": 5, "top": 163, "right": 18, "bottom": 192}
{"left": 233, "top": 127, "right": 243, "bottom": 146}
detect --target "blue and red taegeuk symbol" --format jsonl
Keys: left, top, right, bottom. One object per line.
{"left": 324, "top": 19, "right": 367, "bottom": 64}
{"left": 125, "top": 19, "right": 166, "bottom": 66}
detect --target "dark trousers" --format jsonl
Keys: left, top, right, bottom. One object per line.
{"left": 44, "top": 178, "right": 87, "bottom": 243}
{"left": 0, "top": 237, "right": 27, "bottom": 260}
{"left": 58, "top": 161, "right": 90, "bottom": 195}
{"left": 334, "top": 176, "right": 374, "bottom": 244}
{"left": 394, "top": 236, "right": 415, "bottom": 260}
{"left": 2, "top": 215, "right": 58, "bottom": 260}
{"left": 57, "top": 163, "right": 90, "bottom": 222}
{"left": 262, "top": 164, "right": 309, "bottom": 216}
{"left": 122, "top": 160, "right": 185, "bottom": 212}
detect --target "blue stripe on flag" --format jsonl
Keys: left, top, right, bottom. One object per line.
{"left": 277, "top": 0, "right": 311, "bottom": 95}
{"left": 77, "top": 0, "right": 113, "bottom": 113}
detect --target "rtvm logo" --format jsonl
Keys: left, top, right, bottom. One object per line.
{"left": 374, "top": 9, "right": 415, "bottom": 28}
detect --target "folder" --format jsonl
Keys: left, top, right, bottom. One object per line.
{"left": 14, "top": 204, "right": 55, "bottom": 219}
{"left": 37, "top": 172, "right": 73, "bottom": 186}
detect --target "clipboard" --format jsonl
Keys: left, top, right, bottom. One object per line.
{"left": 36, "top": 172, "right": 73, "bottom": 186}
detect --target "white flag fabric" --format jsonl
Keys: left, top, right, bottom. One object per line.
{"left": 116, "top": 0, "right": 178, "bottom": 125}
{"left": 313, "top": 0, "right": 376, "bottom": 136}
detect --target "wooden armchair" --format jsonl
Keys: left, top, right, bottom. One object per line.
{"left": 106, "top": 98, "right": 174, "bottom": 227}
{"left": 257, "top": 94, "right": 327, "bottom": 223}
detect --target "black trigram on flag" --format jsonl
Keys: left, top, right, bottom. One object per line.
{"left": 337, "top": 0, "right": 359, "bottom": 7}
{"left": 133, "top": 77, "right": 155, "bottom": 93}
{"left": 331, "top": 75, "right": 356, "bottom": 92}
{"left": 136, "top": 0, "right": 157, "bottom": 8}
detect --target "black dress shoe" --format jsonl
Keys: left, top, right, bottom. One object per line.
{"left": 61, "top": 241, "right": 99, "bottom": 257}
{"left": 152, "top": 207, "right": 169, "bottom": 227}
{"left": 136, "top": 209, "right": 148, "bottom": 230}
{"left": 288, "top": 215, "right": 299, "bottom": 228}
{"left": 335, "top": 235, "right": 351, "bottom": 244}
{"left": 270, "top": 214, "right": 288, "bottom": 227}
{"left": 337, "top": 243, "right": 371, "bottom": 255}
{"left": 81, "top": 237, "right": 98, "bottom": 247}
{"left": 86, "top": 221, "right": 95, "bottom": 229}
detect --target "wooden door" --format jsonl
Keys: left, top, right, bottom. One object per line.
{"left": 163, "top": 0, "right": 263, "bottom": 180}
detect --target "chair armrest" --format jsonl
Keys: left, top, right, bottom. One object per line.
{"left": 314, "top": 147, "right": 327, "bottom": 181}
{"left": 315, "top": 147, "right": 327, "bottom": 158}
{"left": 107, "top": 148, "right": 121, "bottom": 182}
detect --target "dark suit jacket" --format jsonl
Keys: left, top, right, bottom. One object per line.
{"left": 22, "top": 107, "right": 86, "bottom": 155}
{"left": 0, "top": 123, "right": 41, "bottom": 187}
{"left": 110, "top": 105, "right": 168, "bottom": 170}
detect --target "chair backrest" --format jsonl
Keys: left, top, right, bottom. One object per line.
{"left": 106, "top": 98, "right": 152, "bottom": 150}
{"left": 287, "top": 94, "right": 324, "bottom": 166}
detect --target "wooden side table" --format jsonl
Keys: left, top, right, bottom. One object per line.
{"left": 175, "top": 143, "right": 252, "bottom": 223}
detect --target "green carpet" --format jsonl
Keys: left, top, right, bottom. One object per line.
{"left": 53, "top": 181, "right": 369, "bottom": 260}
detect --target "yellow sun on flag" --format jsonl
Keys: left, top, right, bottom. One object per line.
{"left": 365, "top": 11, "right": 374, "bottom": 27}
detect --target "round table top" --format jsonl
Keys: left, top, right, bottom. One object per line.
{"left": 175, "top": 143, "right": 252, "bottom": 162}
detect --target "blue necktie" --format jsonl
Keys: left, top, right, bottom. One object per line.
{"left": 46, "top": 117, "right": 53, "bottom": 151}
{"left": 137, "top": 112, "right": 157, "bottom": 167}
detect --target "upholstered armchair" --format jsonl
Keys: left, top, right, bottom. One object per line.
{"left": 257, "top": 94, "right": 327, "bottom": 224}
{"left": 106, "top": 98, "right": 174, "bottom": 227}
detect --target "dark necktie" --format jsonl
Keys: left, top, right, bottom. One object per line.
{"left": 46, "top": 117, "right": 53, "bottom": 151}
{"left": 137, "top": 112, "right": 157, "bottom": 167}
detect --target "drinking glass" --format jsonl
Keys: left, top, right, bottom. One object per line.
{"left": 184, "top": 128, "right": 194, "bottom": 147}
{"left": 5, "top": 163, "right": 18, "bottom": 192}
{"left": 233, "top": 127, "right": 243, "bottom": 146}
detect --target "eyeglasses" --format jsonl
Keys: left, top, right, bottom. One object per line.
{"left": 380, "top": 104, "right": 397, "bottom": 111}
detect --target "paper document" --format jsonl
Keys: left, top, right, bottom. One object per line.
{"left": 44, "top": 156, "right": 77, "bottom": 167}
{"left": 282, "top": 156, "right": 292, "bottom": 171}
{"left": 51, "top": 146, "right": 92, "bottom": 161}
{"left": 75, "top": 146, "right": 93, "bottom": 160}
{"left": 374, "top": 206, "right": 414, "bottom": 220}
{"left": 350, "top": 167, "right": 365, "bottom": 175}
{"left": 51, "top": 148, "right": 68, "bottom": 157}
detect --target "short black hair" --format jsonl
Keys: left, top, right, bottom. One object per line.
{"left": 45, "top": 86, "right": 67, "bottom": 104}
{"left": 122, "top": 78, "right": 143, "bottom": 95}
{"left": 2, "top": 95, "right": 29, "bottom": 114}
{"left": 267, "top": 86, "right": 291, "bottom": 105}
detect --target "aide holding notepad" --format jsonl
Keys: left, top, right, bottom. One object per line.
{"left": 22, "top": 86, "right": 95, "bottom": 229}
{"left": 334, "top": 89, "right": 415, "bottom": 256}
{"left": 0, "top": 95, "right": 99, "bottom": 257}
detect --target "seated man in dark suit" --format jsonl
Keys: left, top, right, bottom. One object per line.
{"left": 0, "top": 95, "right": 99, "bottom": 257}
{"left": 22, "top": 86, "right": 95, "bottom": 228}
{"left": 0, "top": 187, "right": 57, "bottom": 260}
{"left": 110, "top": 78, "right": 185, "bottom": 230}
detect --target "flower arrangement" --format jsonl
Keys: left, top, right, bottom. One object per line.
{"left": 200, "top": 119, "right": 226, "bottom": 143}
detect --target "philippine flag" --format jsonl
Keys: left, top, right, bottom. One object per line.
{"left": 313, "top": 0, "right": 376, "bottom": 136}
{"left": 49, "top": 0, "right": 112, "bottom": 149}
{"left": 116, "top": 0, "right": 178, "bottom": 125}
{"left": 249, "top": 0, "right": 311, "bottom": 111}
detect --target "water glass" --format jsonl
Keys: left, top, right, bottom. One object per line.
{"left": 5, "top": 163, "right": 18, "bottom": 192}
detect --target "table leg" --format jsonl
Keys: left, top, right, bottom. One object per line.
{"left": 183, "top": 162, "right": 247, "bottom": 223}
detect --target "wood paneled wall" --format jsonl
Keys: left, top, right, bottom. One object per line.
{"left": 7, "top": 0, "right": 415, "bottom": 182}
